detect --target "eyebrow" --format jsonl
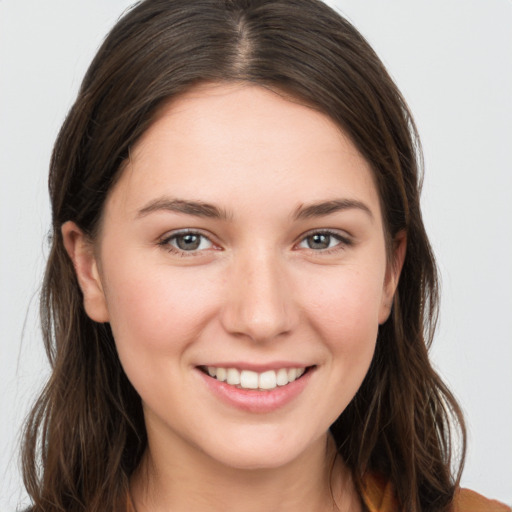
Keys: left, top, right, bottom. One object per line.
{"left": 293, "top": 199, "right": 374, "bottom": 221}
{"left": 136, "top": 197, "right": 373, "bottom": 222}
{"left": 136, "top": 198, "right": 231, "bottom": 220}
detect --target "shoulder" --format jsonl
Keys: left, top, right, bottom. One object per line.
{"left": 452, "top": 488, "right": 511, "bottom": 512}
{"left": 361, "top": 473, "right": 511, "bottom": 512}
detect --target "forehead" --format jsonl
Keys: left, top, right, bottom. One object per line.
{"left": 107, "top": 83, "right": 381, "bottom": 223}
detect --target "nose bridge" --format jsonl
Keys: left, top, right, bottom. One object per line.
{"left": 221, "top": 245, "right": 297, "bottom": 342}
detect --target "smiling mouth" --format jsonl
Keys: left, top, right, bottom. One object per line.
{"left": 198, "top": 366, "right": 313, "bottom": 391}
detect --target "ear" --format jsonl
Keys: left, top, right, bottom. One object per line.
{"left": 61, "top": 221, "right": 110, "bottom": 323}
{"left": 378, "top": 230, "right": 407, "bottom": 324}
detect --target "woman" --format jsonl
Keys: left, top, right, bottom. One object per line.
{"left": 20, "top": 1, "right": 510, "bottom": 511}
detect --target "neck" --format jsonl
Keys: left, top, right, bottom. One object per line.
{"left": 130, "top": 433, "right": 360, "bottom": 512}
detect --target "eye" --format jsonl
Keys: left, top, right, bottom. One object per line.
{"left": 159, "top": 230, "right": 215, "bottom": 254}
{"left": 297, "top": 230, "right": 351, "bottom": 251}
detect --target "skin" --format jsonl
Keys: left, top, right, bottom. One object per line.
{"left": 63, "top": 83, "right": 405, "bottom": 512}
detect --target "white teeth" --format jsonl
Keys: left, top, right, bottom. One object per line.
{"left": 226, "top": 368, "right": 241, "bottom": 385}
{"left": 240, "top": 370, "right": 259, "bottom": 389}
{"left": 259, "top": 370, "right": 277, "bottom": 390}
{"left": 287, "top": 368, "right": 297, "bottom": 382}
{"left": 205, "top": 366, "right": 308, "bottom": 390}
{"left": 276, "top": 368, "right": 289, "bottom": 386}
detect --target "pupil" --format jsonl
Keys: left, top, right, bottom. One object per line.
{"left": 177, "top": 234, "right": 200, "bottom": 250}
{"left": 308, "top": 234, "right": 330, "bottom": 249}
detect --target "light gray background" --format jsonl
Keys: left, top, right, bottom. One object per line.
{"left": 1, "top": 1, "right": 511, "bottom": 509}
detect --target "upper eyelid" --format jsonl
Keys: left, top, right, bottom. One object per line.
{"left": 296, "top": 228, "right": 352, "bottom": 242}
{"left": 159, "top": 228, "right": 214, "bottom": 242}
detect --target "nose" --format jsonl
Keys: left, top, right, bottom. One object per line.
{"left": 220, "top": 248, "right": 298, "bottom": 343}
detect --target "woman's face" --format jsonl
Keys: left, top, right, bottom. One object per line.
{"left": 66, "top": 83, "right": 403, "bottom": 470}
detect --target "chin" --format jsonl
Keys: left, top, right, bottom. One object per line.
{"left": 211, "top": 449, "right": 300, "bottom": 471}
{"left": 198, "top": 428, "right": 325, "bottom": 471}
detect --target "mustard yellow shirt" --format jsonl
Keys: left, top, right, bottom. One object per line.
{"left": 126, "top": 473, "right": 511, "bottom": 511}
{"left": 362, "top": 473, "right": 511, "bottom": 512}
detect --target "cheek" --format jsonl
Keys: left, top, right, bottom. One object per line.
{"left": 101, "top": 259, "right": 224, "bottom": 406}
{"left": 303, "top": 265, "right": 385, "bottom": 342}
{"left": 298, "top": 264, "right": 385, "bottom": 398}
{"left": 101, "top": 256, "right": 220, "bottom": 358}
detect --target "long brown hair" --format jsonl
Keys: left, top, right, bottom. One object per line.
{"left": 22, "top": 1, "right": 465, "bottom": 511}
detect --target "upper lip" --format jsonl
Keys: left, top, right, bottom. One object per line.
{"left": 197, "top": 362, "right": 313, "bottom": 372}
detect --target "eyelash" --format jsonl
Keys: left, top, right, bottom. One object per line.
{"left": 158, "top": 229, "right": 353, "bottom": 256}
{"left": 158, "top": 229, "right": 216, "bottom": 257}
{"left": 296, "top": 229, "right": 353, "bottom": 254}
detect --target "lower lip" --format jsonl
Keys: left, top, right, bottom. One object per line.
{"left": 196, "top": 368, "right": 314, "bottom": 413}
